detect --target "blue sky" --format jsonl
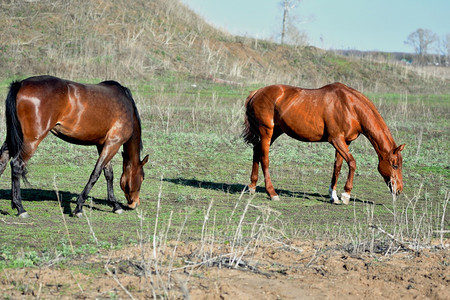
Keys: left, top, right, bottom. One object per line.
{"left": 181, "top": 0, "right": 449, "bottom": 53}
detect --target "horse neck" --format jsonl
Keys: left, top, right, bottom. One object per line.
{"left": 123, "top": 121, "right": 142, "bottom": 166}
{"left": 358, "top": 101, "right": 396, "bottom": 159}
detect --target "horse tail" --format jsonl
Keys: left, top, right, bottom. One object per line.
{"left": 242, "top": 89, "right": 261, "bottom": 146}
{"left": 5, "top": 80, "right": 24, "bottom": 159}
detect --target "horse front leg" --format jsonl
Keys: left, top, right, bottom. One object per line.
{"left": 341, "top": 157, "right": 356, "bottom": 205}
{"left": 103, "top": 162, "right": 123, "bottom": 214}
{"left": 72, "top": 163, "right": 103, "bottom": 217}
{"left": 329, "top": 150, "right": 344, "bottom": 204}
{"left": 96, "top": 145, "right": 123, "bottom": 214}
{"left": 331, "top": 138, "right": 355, "bottom": 205}
{"left": 73, "top": 143, "right": 121, "bottom": 217}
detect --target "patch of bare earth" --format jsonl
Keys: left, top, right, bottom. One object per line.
{"left": 1, "top": 240, "right": 448, "bottom": 299}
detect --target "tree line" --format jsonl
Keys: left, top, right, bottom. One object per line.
{"left": 404, "top": 28, "right": 450, "bottom": 66}
{"left": 279, "top": 1, "right": 449, "bottom": 66}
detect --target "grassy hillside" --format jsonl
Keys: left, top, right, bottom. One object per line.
{"left": 1, "top": 0, "right": 449, "bottom": 93}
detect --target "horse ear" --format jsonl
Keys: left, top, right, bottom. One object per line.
{"left": 141, "top": 155, "right": 149, "bottom": 166}
{"left": 393, "top": 144, "right": 405, "bottom": 154}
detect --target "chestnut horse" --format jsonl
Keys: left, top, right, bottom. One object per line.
{"left": 243, "top": 83, "right": 405, "bottom": 204}
{"left": 0, "top": 75, "right": 149, "bottom": 217}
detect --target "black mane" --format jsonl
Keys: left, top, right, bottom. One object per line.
{"left": 100, "top": 80, "right": 143, "bottom": 151}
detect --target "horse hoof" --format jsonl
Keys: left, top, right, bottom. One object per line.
{"left": 331, "top": 199, "right": 342, "bottom": 205}
{"left": 271, "top": 195, "right": 280, "bottom": 201}
{"left": 75, "top": 212, "right": 83, "bottom": 218}
{"left": 329, "top": 187, "right": 341, "bottom": 204}
{"left": 18, "top": 212, "right": 29, "bottom": 218}
{"left": 114, "top": 209, "right": 124, "bottom": 215}
{"left": 341, "top": 193, "right": 351, "bottom": 205}
{"left": 248, "top": 186, "right": 256, "bottom": 194}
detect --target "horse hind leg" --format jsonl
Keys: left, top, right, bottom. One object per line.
{"left": 10, "top": 156, "right": 28, "bottom": 217}
{"left": 248, "top": 144, "right": 260, "bottom": 194}
{"left": 260, "top": 127, "right": 280, "bottom": 201}
{"left": 248, "top": 126, "right": 282, "bottom": 200}
{"left": 0, "top": 142, "right": 10, "bottom": 177}
{"left": 10, "top": 137, "right": 46, "bottom": 217}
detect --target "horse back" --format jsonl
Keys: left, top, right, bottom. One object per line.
{"left": 15, "top": 76, "right": 135, "bottom": 145}
{"left": 248, "top": 83, "right": 365, "bottom": 142}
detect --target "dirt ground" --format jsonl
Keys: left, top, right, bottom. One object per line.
{"left": 1, "top": 240, "right": 448, "bottom": 299}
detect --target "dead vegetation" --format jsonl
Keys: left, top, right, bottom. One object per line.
{"left": 1, "top": 0, "right": 449, "bottom": 93}
{"left": 1, "top": 181, "right": 448, "bottom": 298}
{"left": 1, "top": 239, "right": 448, "bottom": 299}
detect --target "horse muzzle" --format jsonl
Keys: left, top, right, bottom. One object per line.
{"left": 128, "top": 201, "right": 139, "bottom": 209}
{"left": 125, "top": 194, "right": 140, "bottom": 209}
{"left": 388, "top": 180, "right": 403, "bottom": 196}
{"left": 128, "top": 198, "right": 140, "bottom": 209}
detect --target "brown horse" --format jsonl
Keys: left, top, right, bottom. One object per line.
{"left": 0, "top": 75, "right": 149, "bottom": 217}
{"left": 243, "top": 83, "right": 405, "bottom": 204}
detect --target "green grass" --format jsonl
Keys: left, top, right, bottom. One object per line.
{"left": 0, "top": 78, "right": 448, "bottom": 269}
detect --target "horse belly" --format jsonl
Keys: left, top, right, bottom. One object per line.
{"left": 282, "top": 123, "right": 326, "bottom": 142}
{"left": 277, "top": 110, "right": 326, "bottom": 142}
{"left": 51, "top": 122, "right": 108, "bottom": 145}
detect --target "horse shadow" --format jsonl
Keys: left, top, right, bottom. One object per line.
{"left": 163, "top": 177, "right": 374, "bottom": 205}
{"left": 0, "top": 188, "right": 126, "bottom": 216}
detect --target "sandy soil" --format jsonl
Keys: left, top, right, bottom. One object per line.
{"left": 0, "top": 240, "right": 448, "bottom": 299}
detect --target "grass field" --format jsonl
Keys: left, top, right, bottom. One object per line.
{"left": 0, "top": 77, "right": 448, "bottom": 271}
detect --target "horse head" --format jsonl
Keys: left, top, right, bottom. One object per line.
{"left": 120, "top": 154, "right": 149, "bottom": 209}
{"left": 377, "top": 144, "right": 405, "bottom": 195}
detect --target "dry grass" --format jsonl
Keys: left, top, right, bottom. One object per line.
{"left": 95, "top": 181, "right": 449, "bottom": 298}
{"left": 1, "top": 0, "right": 449, "bottom": 93}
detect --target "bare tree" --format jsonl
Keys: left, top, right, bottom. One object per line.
{"left": 280, "top": 0, "right": 301, "bottom": 45}
{"left": 441, "top": 33, "right": 450, "bottom": 66}
{"left": 284, "top": 23, "right": 308, "bottom": 49}
{"left": 404, "top": 28, "right": 438, "bottom": 64}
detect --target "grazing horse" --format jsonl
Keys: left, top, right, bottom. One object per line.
{"left": 0, "top": 75, "right": 149, "bottom": 217}
{"left": 243, "top": 83, "right": 405, "bottom": 204}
